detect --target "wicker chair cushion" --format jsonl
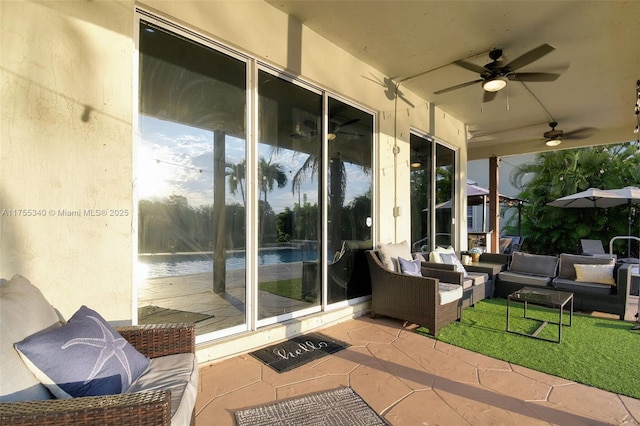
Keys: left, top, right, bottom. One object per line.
{"left": 438, "top": 282, "right": 463, "bottom": 305}
{"left": 1, "top": 275, "right": 61, "bottom": 402}
{"left": 377, "top": 241, "right": 411, "bottom": 272}
{"left": 15, "top": 306, "right": 150, "bottom": 399}
{"left": 126, "top": 352, "right": 198, "bottom": 424}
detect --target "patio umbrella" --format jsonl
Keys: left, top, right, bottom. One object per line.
{"left": 547, "top": 186, "right": 640, "bottom": 255}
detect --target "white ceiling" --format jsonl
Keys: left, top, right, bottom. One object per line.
{"left": 266, "top": 1, "right": 640, "bottom": 159}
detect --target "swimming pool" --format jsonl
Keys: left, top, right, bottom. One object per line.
{"left": 139, "top": 247, "right": 320, "bottom": 279}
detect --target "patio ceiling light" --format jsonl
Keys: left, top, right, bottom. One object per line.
{"left": 545, "top": 138, "right": 562, "bottom": 147}
{"left": 482, "top": 76, "right": 508, "bottom": 92}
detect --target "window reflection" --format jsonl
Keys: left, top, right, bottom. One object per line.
{"left": 257, "top": 70, "right": 322, "bottom": 320}
{"left": 137, "top": 21, "right": 247, "bottom": 335}
{"left": 326, "top": 98, "right": 373, "bottom": 304}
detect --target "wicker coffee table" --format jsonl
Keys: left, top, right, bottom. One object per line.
{"left": 507, "top": 287, "right": 573, "bottom": 343}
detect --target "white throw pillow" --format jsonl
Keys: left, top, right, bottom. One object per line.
{"left": 378, "top": 241, "right": 411, "bottom": 272}
{"left": 429, "top": 246, "right": 456, "bottom": 263}
{"left": 574, "top": 264, "right": 616, "bottom": 285}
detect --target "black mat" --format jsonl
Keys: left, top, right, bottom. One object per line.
{"left": 249, "top": 332, "right": 350, "bottom": 373}
{"left": 235, "top": 387, "right": 388, "bottom": 426}
{"left": 138, "top": 305, "right": 214, "bottom": 324}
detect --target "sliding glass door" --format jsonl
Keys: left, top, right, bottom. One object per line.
{"left": 410, "top": 133, "right": 456, "bottom": 251}
{"left": 136, "top": 14, "right": 375, "bottom": 339}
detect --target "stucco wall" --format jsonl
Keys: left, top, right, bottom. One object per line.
{"left": 1, "top": 0, "right": 466, "bottom": 323}
{"left": 1, "top": 1, "right": 135, "bottom": 321}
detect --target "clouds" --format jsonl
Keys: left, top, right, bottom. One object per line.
{"left": 138, "top": 116, "right": 371, "bottom": 212}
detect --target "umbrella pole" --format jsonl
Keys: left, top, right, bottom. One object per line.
{"left": 628, "top": 200, "right": 633, "bottom": 256}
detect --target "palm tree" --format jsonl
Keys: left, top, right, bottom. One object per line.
{"left": 258, "top": 157, "right": 287, "bottom": 206}
{"left": 258, "top": 157, "right": 287, "bottom": 243}
{"left": 226, "top": 160, "right": 246, "bottom": 206}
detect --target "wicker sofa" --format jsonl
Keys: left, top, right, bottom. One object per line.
{"left": 495, "top": 252, "right": 632, "bottom": 320}
{"left": 1, "top": 275, "right": 198, "bottom": 426}
{"left": 365, "top": 250, "right": 463, "bottom": 336}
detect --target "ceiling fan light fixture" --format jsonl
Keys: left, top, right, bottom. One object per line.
{"left": 411, "top": 161, "right": 422, "bottom": 168}
{"left": 482, "top": 76, "right": 508, "bottom": 92}
{"left": 546, "top": 138, "right": 562, "bottom": 147}
{"left": 327, "top": 132, "right": 337, "bottom": 141}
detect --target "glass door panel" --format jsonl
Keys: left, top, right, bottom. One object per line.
{"left": 326, "top": 98, "right": 374, "bottom": 304}
{"left": 257, "top": 70, "right": 322, "bottom": 320}
{"left": 137, "top": 21, "right": 247, "bottom": 335}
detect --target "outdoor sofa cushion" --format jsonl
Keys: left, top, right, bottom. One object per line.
{"left": 126, "top": 353, "right": 198, "bottom": 423}
{"left": 14, "top": 305, "right": 150, "bottom": 399}
{"left": 1, "top": 275, "right": 61, "bottom": 402}
{"left": 1, "top": 275, "right": 198, "bottom": 426}
{"left": 551, "top": 278, "right": 612, "bottom": 296}
{"left": 496, "top": 271, "right": 552, "bottom": 287}
{"left": 556, "top": 253, "right": 615, "bottom": 280}
{"left": 552, "top": 253, "right": 617, "bottom": 296}
{"left": 509, "top": 251, "right": 559, "bottom": 277}
{"left": 377, "top": 241, "right": 412, "bottom": 272}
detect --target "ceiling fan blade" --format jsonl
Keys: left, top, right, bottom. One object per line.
{"left": 511, "top": 72, "right": 561, "bottom": 82}
{"left": 434, "top": 79, "right": 482, "bottom": 95}
{"left": 503, "top": 44, "right": 555, "bottom": 71}
{"left": 333, "top": 118, "right": 360, "bottom": 130}
{"left": 482, "top": 90, "right": 498, "bottom": 103}
{"left": 453, "top": 60, "right": 489, "bottom": 74}
{"left": 562, "top": 127, "right": 597, "bottom": 139}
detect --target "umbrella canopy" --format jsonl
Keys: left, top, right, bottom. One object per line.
{"left": 548, "top": 186, "right": 640, "bottom": 255}
{"left": 547, "top": 186, "right": 640, "bottom": 208}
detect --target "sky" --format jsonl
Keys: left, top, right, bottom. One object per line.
{"left": 137, "top": 116, "right": 371, "bottom": 212}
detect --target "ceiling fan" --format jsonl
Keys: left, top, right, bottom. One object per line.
{"left": 543, "top": 121, "right": 596, "bottom": 146}
{"left": 293, "top": 118, "right": 361, "bottom": 140}
{"left": 434, "top": 44, "right": 562, "bottom": 102}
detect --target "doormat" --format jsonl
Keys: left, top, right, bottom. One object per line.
{"left": 235, "top": 387, "right": 388, "bottom": 426}
{"left": 249, "top": 332, "right": 350, "bottom": 373}
{"left": 138, "top": 305, "right": 214, "bottom": 324}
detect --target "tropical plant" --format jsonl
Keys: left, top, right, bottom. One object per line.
{"left": 506, "top": 143, "right": 640, "bottom": 256}
{"left": 225, "top": 160, "right": 246, "bottom": 206}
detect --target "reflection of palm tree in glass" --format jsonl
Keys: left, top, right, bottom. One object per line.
{"left": 291, "top": 151, "right": 347, "bottom": 255}
{"left": 259, "top": 157, "right": 287, "bottom": 243}
{"left": 226, "top": 160, "right": 246, "bottom": 206}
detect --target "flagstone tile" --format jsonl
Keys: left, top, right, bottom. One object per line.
{"left": 412, "top": 348, "right": 481, "bottom": 384}
{"left": 478, "top": 368, "right": 552, "bottom": 401}
{"left": 311, "top": 352, "right": 360, "bottom": 375}
{"left": 620, "top": 395, "right": 640, "bottom": 421}
{"left": 198, "top": 354, "right": 261, "bottom": 397}
{"left": 349, "top": 364, "right": 413, "bottom": 413}
{"left": 549, "top": 382, "right": 636, "bottom": 424}
{"left": 332, "top": 345, "right": 386, "bottom": 367}
{"left": 433, "top": 340, "right": 512, "bottom": 369}
{"left": 433, "top": 379, "right": 548, "bottom": 425}
{"left": 196, "top": 381, "right": 276, "bottom": 426}
{"left": 261, "top": 362, "right": 326, "bottom": 387}
{"left": 383, "top": 390, "right": 469, "bottom": 426}
{"left": 346, "top": 322, "right": 400, "bottom": 344}
{"left": 510, "top": 363, "right": 575, "bottom": 386}
{"left": 525, "top": 400, "right": 626, "bottom": 425}
{"left": 274, "top": 375, "right": 350, "bottom": 400}
{"left": 365, "top": 342, "right": 436, "bottom": 390}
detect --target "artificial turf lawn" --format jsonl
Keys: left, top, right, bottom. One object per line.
{"left": 417, "top": 298, "right": 640, "bottom": 399}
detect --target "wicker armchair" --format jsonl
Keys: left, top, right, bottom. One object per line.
{"left": 365, "top": 250, "right": 462, "bottom": 336}
{"left": 0, "top": 323, "right": 195, "bottom": 426}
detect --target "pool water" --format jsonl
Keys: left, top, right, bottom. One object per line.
{"left": 139, "top": 248, "right": 320, "bottom": 279}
